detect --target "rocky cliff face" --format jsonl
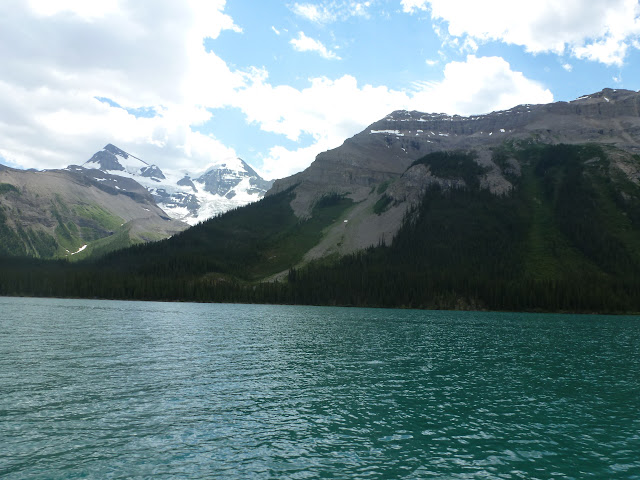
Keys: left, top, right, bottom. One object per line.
{"left": 268, "top": 88, "right": 640, "bottom": 260}
{"left": 273, "top": 88, "right": 640, "bottom": 195}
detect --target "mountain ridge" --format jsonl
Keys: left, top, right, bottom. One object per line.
{"left": 266, "top": 88, "right": 640, "bottom": 260}
{"left": 271, "top": 88, "right": 640, "bottom": 198}
{"left": 3, "top": 88, "right": 640, "bottom": 312}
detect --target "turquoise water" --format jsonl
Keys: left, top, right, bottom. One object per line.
{"left": 1, "top": 297, "right": 639, "bottom": 479}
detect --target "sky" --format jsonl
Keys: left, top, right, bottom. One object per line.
{"left": 1, "top": 0, "right": 639, "bottom": 180}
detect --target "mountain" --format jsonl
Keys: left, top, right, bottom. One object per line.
{"left": 273, "top": 87, "right": 640, "bottom": 196}
{"left": 0, "top": 162, "right": 186, "bottom": 259}
{"left": 269, "top": 87, "right": 640, "bottom": 257}
{"left": 79, "top": 144, "right": 273, "bottom": 225}
{"left": 0, "top": 142, "right": 272, "bottom": 260}
{"left": 2, "top": 88, "right": 640, "bottom": 312}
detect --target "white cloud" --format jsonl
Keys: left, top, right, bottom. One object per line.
{"left": 291, "top": 1, "right": 372, "bottom": 23}
{"left": 290, "top": 32, "right": 341, "bottom": 59}
{"left": 0, "top": 0, "right": 248, "bottom": 173}
{"left": 562, "top": 63, "right": 573, "bottom": 72}
{"left": 410, "top": 55, "right": 553, "bottom": 115}
{"left": 291, "top": 3, "right": 334, "bottom": 22}
{"left": 403, "top": 0, "right": 640, "bottom": 66}
{"left": 272, "top": 26, "right": 281, "bottom": 35}
{"left": 0, "top": 1, "right": 554, "bottom": 184}
{"left": 573, "top": 35, "right": 631, "bottom": 65}
{"left": 27, "top": 0, "right": 122, "bottom": 20}
{"left": 350, "top": 1, "right": 372, "bottom": 17}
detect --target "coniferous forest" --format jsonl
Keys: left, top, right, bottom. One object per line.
{"left": 2, "top": 143, "right": 640, "bottom": 313}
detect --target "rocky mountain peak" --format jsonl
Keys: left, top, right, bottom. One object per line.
{"left": 85, "top": 149, "right": 126, "bottom": 172}
{"left": 74, "top": 148, "right": 273, "bottom": 225}
{"left": 84, "top": 144, "right": 164, "bottom": 180}
{"left": 104, "top": 143, "right": 131, "bottom": 159}
{"left": 569, "top": 88, "right": 636, "bottom": 104}
{"left": 194, "top": 157, "right": 273, "bottom": 199}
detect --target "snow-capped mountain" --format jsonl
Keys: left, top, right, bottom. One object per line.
{"left": 79, "top": 144, "right": 273, "bottom": 225}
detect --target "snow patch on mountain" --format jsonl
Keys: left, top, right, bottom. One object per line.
{"left": 77, "top": 144, "right": 273, "bottom": 225}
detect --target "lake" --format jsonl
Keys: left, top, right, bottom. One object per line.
{"left": 1, "top": 297, "right": 639, "bottom": 479}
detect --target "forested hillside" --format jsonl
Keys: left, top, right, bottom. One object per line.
{"left": 2, "top": 142, "right": 640, "bottom": 313}
{"left": 287, "top": 143, "right": 640, "bottom": 312}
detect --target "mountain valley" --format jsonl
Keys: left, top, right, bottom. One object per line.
{"left": 2, "top": 88, "right": 640, "bottom": 312}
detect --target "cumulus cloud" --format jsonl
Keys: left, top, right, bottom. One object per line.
{"left": 402, "top": 0, "right": 640, "bottom": 66}
{"left": 290, "top": 32, "right": 341, "bottom": 59}
{"left": 0, "top": 0, "right": 248, "bottom": 172}
{"left": 410, "top": 55, "right": 553, "bottom": 115}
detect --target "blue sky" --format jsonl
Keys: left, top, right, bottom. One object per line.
{"left": 1, "top": 0, "right": 639, "bottom": 179}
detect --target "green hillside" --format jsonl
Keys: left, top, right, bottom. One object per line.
{"left": 0, "top": 168, "right": 185, "bottom": 260}
{"left": 2, "top": 142, "right": 640, "bottom": 312}
{"left": 0, "top": 191, "right": 135, "bottom": 259}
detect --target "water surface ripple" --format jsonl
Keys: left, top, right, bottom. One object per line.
{"left": 1, "top": 298, "right": 639, "bottom": 479}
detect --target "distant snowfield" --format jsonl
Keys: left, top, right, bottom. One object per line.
{"left": 82, "top": 146, "right": 269, "bottom": 226}
{"left": 161, "top": 176, "right": 264, "bottom": 225}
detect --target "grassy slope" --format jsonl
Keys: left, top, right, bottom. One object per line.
{"left": 0, "top": 186, "right": 59, "bottom": 258}
{"left": 0, "top": 180, "right": 139, "bottom": 259}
